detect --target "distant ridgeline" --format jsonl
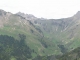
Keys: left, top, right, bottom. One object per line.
{"left": 0, "top": 34, "right": 33, "bottom": 60}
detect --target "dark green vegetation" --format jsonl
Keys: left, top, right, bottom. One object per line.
{"left": 58, "top": 47, "right": 80, "bottom": 60}
{"left": 0, "top": 35, "right": 32, "bottom": 60}
{"left": 32, "top": 55, "right": 57, "bottom": 60}
{"left": 33, "top": 47, "right": 80, "bottom": 60}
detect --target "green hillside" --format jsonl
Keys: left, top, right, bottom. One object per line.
{"left": 31, "top": 11, "right": 80, "bottom": 53}
{"left": 1, "top": 9, "right": 80, "bottom": 60}
{"left": 58, "top": 47, "right": 80, "bottom": 60}
{"left": 0, "top": 10, "right": 62, "bottom": 59}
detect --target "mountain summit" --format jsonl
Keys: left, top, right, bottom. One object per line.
{"left": 73, "top": 11, "right": 80, "bottom": 19}
{"left": 16, "top": 12, "right": 37, "bottom": 20}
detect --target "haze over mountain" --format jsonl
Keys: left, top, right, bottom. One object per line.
{"left": 0, "top": 9, "right": 80, "bottom": 60}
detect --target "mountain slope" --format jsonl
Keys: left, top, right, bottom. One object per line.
{"left": 0, "top": 10, "right": 62, "bottom": 58}
{"left": 0, "top": 10, "right": 44, "bottom": 56}
{"left": 58, "top": 47, "right": 80, "bottom": 60}
{"left": 1, "top": 9, "right": 80, "bottom": 59}
{"left": 32, "top": 11, "right": 80, "bottom": 52}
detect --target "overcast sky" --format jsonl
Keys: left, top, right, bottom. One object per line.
{"left": 0, "top": 0, "right": 80, "bottom": 19}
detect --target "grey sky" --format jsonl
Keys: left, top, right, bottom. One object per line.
{"left": 0, "top": 0, "right": 80, "bottom": 19}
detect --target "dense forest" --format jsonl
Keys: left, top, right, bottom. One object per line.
{"left": 0, "top": 34, "right": 32, "bottom": 60}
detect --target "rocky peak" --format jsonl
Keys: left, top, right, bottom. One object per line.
{"left": 0, "top": 9, "right": 7, "bottom": 16}
{"left": 0, "top": 9, "right": 12, "bottom": 16}
{"left": 16, "top": 12, "right": 37, "bottom": 20}
{"left": 73, "top": 11, "right": 80, "bottom": 19}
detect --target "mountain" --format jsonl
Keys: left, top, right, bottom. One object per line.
{"left": 0, "top": 9, "right": 63, "bottom": 60}
{"left": 17, "top": 11, "right": 80, "bottom": 54}
{"left": 33, "top": 11, "right": 80, "bottom": 51}
{"left": 1, "top": 9, "right": 80, "bottom": 60}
